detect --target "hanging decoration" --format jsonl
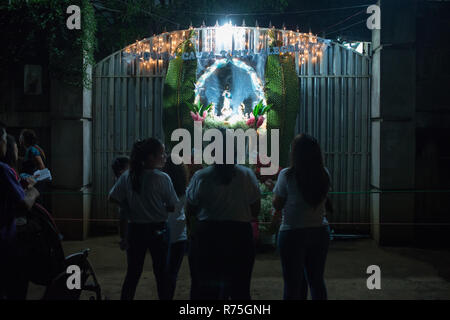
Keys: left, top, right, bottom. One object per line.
{"left": 265, "top": 29, "right": 300, "bottom": 167}
{"left": 162, "top": 30, "right": 197, "bottom": 148}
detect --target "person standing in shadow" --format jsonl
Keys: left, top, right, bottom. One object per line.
{"left": 163, "top": 155, "right": 189, "bottom": 300}
{"left": 186, "top": 131, "right": 261, "bottom": 300}
{"left": 109, "top": 138, "right": 178, "bottom": 300}
{"left": 268, "top": 134, "right": 331, "bottom": 300}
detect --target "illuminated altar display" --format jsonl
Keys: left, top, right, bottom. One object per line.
{"left": 122, "top": 23, "right": 328, "bottom": 130}
{"left": 194, "top": 58, "right": 267, "bottom": 125}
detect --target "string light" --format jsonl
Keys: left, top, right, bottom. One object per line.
{"left": 122, "top": 26, "right": 328, "bottom": 72}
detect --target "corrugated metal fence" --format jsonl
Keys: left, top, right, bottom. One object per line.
{"left": 296, "top": 44, "right": 371, "bottom": 233}
{"left": 92, "top": 52, "right": 165, "bottom": 226}
{"left": 93, "top": 32, "right": 371, "bottom": 233}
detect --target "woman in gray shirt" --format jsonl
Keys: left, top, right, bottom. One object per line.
{"left": 186, "top": 160, "right": 261, "bottom": 300}
{"left": 109, "top": 138, "right": 178, "bottom": 300}
{"left": 272, "top": 134, "right": 331, "bottom": 300}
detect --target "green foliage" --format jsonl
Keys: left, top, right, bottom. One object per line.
{"left": 252, "top": 100, "right": 272, "bottom": 118}
{"left": 265, "top": 55, "right": 284, "bottom": 163}
{"left": 80, "top": 0, "right": 96, "bottom": 88}
{"left": 258, "top": 182, "right": 274, "bottom": 233}
{"left": 203, "top": 118, "right": 250, "bottom": 131}
{"left": 163, "top": 31, "right": 197, "bottom": 148}
{"left": 1, "top": 0, "right": 97, "bottom": 89}
{"left": 187, "top": 101, "right": 213, "bottom": 116}
{"left": 264, "top": 31, "right": 299, "bottom": 167}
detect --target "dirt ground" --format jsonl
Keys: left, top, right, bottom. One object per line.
{"left": 27, "top": 236, "right": 450, "bottom": 300}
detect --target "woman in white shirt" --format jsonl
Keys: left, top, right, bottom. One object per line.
{"left": 272, "top": 134, "right": 331, "bottom": 300}
{"left": 109, "top": 138, "right": 178, "bottom": 300}
{"left": 186, "top": 155, "right": 261, "bottom": 300}
{"left": 162, "top": 155, "right": 188, "bottom": 300}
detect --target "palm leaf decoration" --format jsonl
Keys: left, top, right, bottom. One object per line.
{"left": 252, "top": 100, "right": 272, "bottom": 118}
{"left": 187, "top": 101, "right": 213, "bottom": 115}
{"left": 163, "top": 30, "right": 197, "bottom": 148}
{"left": 264, "top": 29, "right": 299, "bottom": 167}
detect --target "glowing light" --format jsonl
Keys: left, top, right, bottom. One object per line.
{"left": 122, "top": 27, "right": 329, "bottom": 77}
{"left": 193, "top": 58, "right": 267, "bottom": 126}
{"left": 215, "top": 21, "right": 233, "bottom": 53}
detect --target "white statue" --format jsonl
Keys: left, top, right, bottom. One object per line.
{"left": 220, "top": 84, "right": 233, "bottom": 119}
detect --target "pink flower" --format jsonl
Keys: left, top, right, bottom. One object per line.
{"left": 256, "top": 115, "right": 265, "bottom": 128}
{"left": 190, "top": 111, "right": 207, "bottom": 123}
{"left": 190, "top": 111, "right": 200, "bottom": 121}
{"left": 246, "top": 113, "right": 256, "bottom": 127}
{"left": 246, "top": 114, "right": 265, "bottom": 128}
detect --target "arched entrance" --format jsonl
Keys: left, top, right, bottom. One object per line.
{"left": 92, "top": 26, "right": 371, "bottom": 234}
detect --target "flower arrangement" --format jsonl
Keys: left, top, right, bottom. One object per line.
{"left": 187, "top": 101, "right": 213, "bottom": 123}
{"left": 246, "top": 100, "right": 272, "bottom": 129}
{"left": 258, "top": 182, "right": 275, "bottom": 233}
{"left": 189, "top": 98, "right": 272, "bottom": 133}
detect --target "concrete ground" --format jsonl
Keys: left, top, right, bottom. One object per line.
{"left": 28, "top": 236, "right": 450, "bottom": 300}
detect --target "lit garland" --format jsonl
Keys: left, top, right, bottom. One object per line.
{"left": 122, "top": 25, "right": 329, "bottom": 73}
{"left": 123, "top": 25, "right": 329, "bottom": 131}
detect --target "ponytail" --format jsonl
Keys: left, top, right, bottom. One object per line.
{"left": 129, "top": 138, "right": 163, "bottom": 193}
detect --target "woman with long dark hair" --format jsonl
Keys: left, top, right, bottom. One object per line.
{"left": 1, "top": 135, "right": 19, "bottom": 178}
{"left": 272, "top": 134, "right": 331, "bottom": 300}
{"left": 186, "top": 132, "right": 261, "bottom": 300}
{"left": 108, "top": 138, "right": 178, "bottom": 300}
{"left": 162, "top": 154, "right": 189, "bottom": 299}
{"left": 19, "top": 129, "right": 46, "bottom": 175}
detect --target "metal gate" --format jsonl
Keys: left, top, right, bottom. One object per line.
{"left": 92, "top": 52, "right": 165, "bottom": 226}
{"left": 297, "top": 43, "right": 371, "bottom": 234}
{"left": 92, "top": 28, "right": 371, "bottom": 233}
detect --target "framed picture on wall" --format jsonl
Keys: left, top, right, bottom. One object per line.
{"left": 24, "top": 64, "right": 42, "bottom": 95}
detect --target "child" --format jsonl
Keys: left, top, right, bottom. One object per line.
{"left": 112, "top": 157, "right": 130, "bottom": 251}
{"left": 163, "top": 154, "right": 188, "bottom": 300}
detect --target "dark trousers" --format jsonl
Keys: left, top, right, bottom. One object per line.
{"left": 190, "top": 221, "right": 255, "bottom": 300}
{"left": 188, "top": 238, "right": 200, "bottom": 300}
{"left": 167, "top": 240, "right": 187, "bottom": 300}
{"left": 278, "top": 226, "right": 330, "bottom": 300}
{"left": 0, "top": 238, "right": 29, "bottom": 300}
{"left": 121, "top": 222, "right": 169, "bottom": 300}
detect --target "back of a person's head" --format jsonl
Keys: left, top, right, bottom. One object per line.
{"left": 20, "top": 128, "right": 38, "bottom": 146}
{"left": 1, "top": 135, "right": 18, "bottom": 169}
{"left": 163, "top": 154, "right": 188, "bottom": 197}
{"left": 213, "top": 128, "right": 235, "bottom": 185}
{"left": 0, "top": 121, "right": 6, "bottom": 135}
{"left": 0, "top": 122, "right": 6, "bottom": 160}
{"left": 112, "top": 156, "right": 130, "bottom": 178}
{"left": 129, "top": 138, "right": 163, "bottom": 193}
{"left": 289, "top": 134, "right": 330, "bottom": 207}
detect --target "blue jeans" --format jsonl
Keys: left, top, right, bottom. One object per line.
{"left": 278, "top": 226, "right": 329, "bottom": 300}
{"left": 167, "top": 240, "right": 187, "bottom": 300}
{"left": 121, "top": 222, "right": 169, "bottom": 300}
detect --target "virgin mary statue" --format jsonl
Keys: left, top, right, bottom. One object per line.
{"left": 221, "top": 84, "right": 233, "bottom": 118}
